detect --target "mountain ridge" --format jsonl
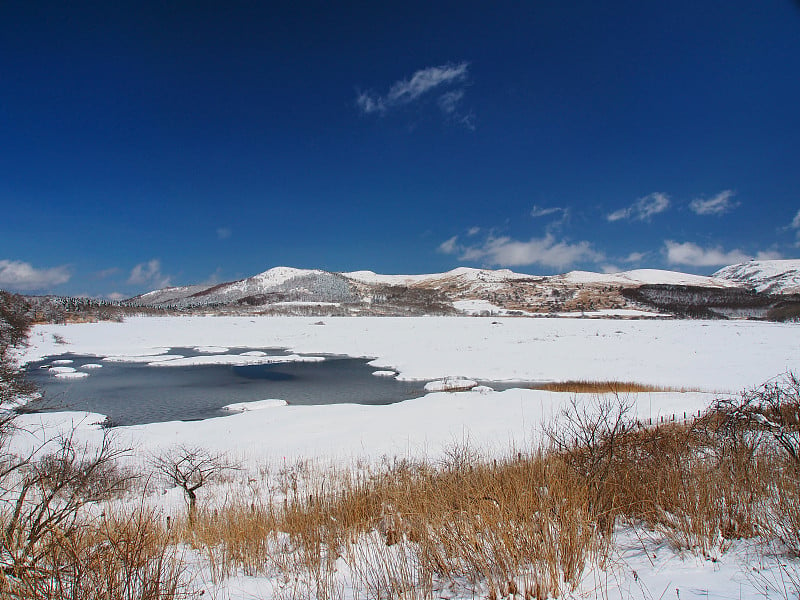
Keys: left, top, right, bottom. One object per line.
{"left": 118, "top": 260, "right": 800, "bottom": 320}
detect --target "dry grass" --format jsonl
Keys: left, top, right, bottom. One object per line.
{"left": 3, "top": 377, "right": 799, "bottom": 599}
{"left": 0, "top": 504, "right": 190, "bottom": 600}
{"left": 166, "top": 382, "right": 800, "bottom": 599}
{"left": 175, "top": 450, "right": 606, "bottom": 599}
{"left": 533, "top": 380, "right": 685, "bottom": 393}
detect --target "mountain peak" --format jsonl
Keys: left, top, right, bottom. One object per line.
{"left": 714, "top": 259, "right": 800, "bottom": 294}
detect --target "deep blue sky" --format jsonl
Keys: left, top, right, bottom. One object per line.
{"left": 1, "top": 1, "right": 799, "bottom": 297}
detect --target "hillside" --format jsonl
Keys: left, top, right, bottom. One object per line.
{"left": 714, "top": 259, "right": 800, "bottom": 294}
{"left": 114, "top": 262, "right": 800, "bottom": 320}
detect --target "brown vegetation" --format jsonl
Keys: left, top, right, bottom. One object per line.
{"left": 170, "top": 377, "right": 800, "bottom": 598}
{"left": 1, "top": 291, "right": 798, "bottom": 597}
{"left": 533, "top": 380, "right": 683, "bottom": 393}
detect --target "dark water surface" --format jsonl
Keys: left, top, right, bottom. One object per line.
{"left": 24, "top": 348, "right": 429, "bottom": 426}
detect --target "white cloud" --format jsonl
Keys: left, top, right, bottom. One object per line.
{"left": 791, "top": 209, "right": 800, "bottom": 230}
{"left": 601, "top": 264, "right": 621, "bottom": 274}
{"left": 689, "top": 190, "right": 738, "bottom": 215}
{"left": 624, "top": 252, "right": 647, "bottom": 263}
{"left": 467, "top": 227, "right": 481, "bottom": 236}
{"left": 438, "top": 235, "right": 459, "bottom": 254}
{"left": 128, "top": 259, "right": 171, "bottom": 289}
{"left": 200, "top": 267, "right": 225, "bottom": 286}
{"left": 357, "top": 62, "right": 471, "bottom": 122}
{"left": 94, "top": 267, "right": 120, "bottom": 279}
{"left": 217, "top": 227, "right": 232, "bottom": 240}
{"left": 447, "top": 234, "right": 602, "bottom": 269}
{"left": 664, "top": 241, "right": 781, "bottom": 267}
{"left": 530, "top": 205, "right": 565, "bottom": 218}
{"left": 437, "top": 90, "right": 464, "bottom": 115}
{"left": 607, "top": 193, "right": 670, "bottom": 222}
{"left": 107, "top": 292, "right": 126, "bottom": 301}
{"left": 0, "top": 260, "right": 71, "bottom": 291}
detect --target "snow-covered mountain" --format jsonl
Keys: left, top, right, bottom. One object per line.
{"left": 124, "top": 261, "right": 800, "bottom": 320}
{"left": 129, "top": 267, "right": 357, "bottom": 308}
{"left": 714, "top": 260, "right": 800, "bottom": 294}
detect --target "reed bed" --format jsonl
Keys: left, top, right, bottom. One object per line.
{"left": 3, "top": 375, "right": 799, "bottom": 599}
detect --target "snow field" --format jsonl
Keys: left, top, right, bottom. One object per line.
{"left": 11, "top": 316, "right": 800, "bottom": 599}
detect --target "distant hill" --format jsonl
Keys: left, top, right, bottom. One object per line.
{"left": 115, "top": 261, "right": 800, "bottom": 320}
{"left": 714, "top": 259, "right": 800, "bottom": 294}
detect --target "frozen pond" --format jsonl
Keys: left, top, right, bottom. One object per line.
{"left": 24, "top": 348, "right": 433, "bottom": 425}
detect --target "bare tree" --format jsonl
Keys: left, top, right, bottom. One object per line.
{"left": 546, "top": 394, "right": 636, "bottom": 482}
{"left": 545, "top": 394, "right": 636, "bottom": 533}
{"left": 708, "top": 372, "right": 800, "bottom": 465}
{"left": 152, "top": 446, "right": 237, "bottom": 521}
{"left": 1, "top": 427, "right": 132, "bottom": 582}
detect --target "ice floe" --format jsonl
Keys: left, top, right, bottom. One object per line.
{"left": 424, "top": 376, "right": 479, "bottom": 392}
{"left": 222, "top": 399, "right": 288, "bottom": 412}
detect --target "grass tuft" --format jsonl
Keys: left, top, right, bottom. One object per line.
{"left": 533, "top": 379, "right": 687, "bottom": 393}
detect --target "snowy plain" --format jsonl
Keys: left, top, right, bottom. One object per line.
{"left": 18, "top": 315, "right": 800, "bottom": 458}
{"left": 13, "top": 315, "right": 800, "bottom": 599}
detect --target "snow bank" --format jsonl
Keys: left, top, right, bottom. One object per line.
{"left": 146, "top": 354, "right": 325, "bottom": 367}
{"left": 222, "top": 399, "right": 288, "bottom": 412}
{"left": 54, "top": 371, "right": 89, "bottom": 380}
{"left": 371, "top": 370, "right": 397, "bottom": 377}
{"left": 424, "top": 377, "right": 478, "bottom": 392}
{"left": 103, "top": 354, "right": 185, "bottom": 363}
{"left": 194, "top": 345, "right": 230, "bottom": 353}
{"left": 22, "top": 316, "right": 800, "bottom": 392}
{"left": 15, "top": 389, "right": 719, "bottom": 463}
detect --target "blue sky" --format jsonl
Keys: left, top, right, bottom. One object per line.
{"left": 1, "top": 1, "right": 799, "bottom": 297}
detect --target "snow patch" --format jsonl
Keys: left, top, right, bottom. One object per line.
{"left": 424, "top": 377, "right": 478, "bottom": 392}
{"left": 222, "top": 399, "right": 288, "bottom": 412}
{"left": 103, "top": 354, "right": 185, "bottom": 363}
{"left": 147, "top": 354, "right": 325, "bottom": 367}
{"left": 371, "top": 370, "right": 397, "bottom": 378}
{"left": 194, "top": 346, "right": 230, "bottom": 353}
{"left": 54, "top": 371, "right": 89, "bottom": 380}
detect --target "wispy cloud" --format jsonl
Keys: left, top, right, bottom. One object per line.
{"left": 0, "top": 259, "right": 71, "bottom": 291}
{"left": 689, "top": 190, "right": 738, "bottom": 215}
{"left": 441, "top": 234, "right": 602, "bottom": 269}
{"left": 200, "top": 267, "right": 225, "bottom": 286}
{"left": 530, "top": 205, "right": 566, "bottom": 218}
{"left": 216, "top": 227, "right": 232, "bottom": 240}
{"left": 128, "top": 259, "right": 172, "bottom": 290}
{"left": 438, "top": 235, "right": 460, "bottom": 254}
{"left": 466, "top": 226, "right": 481, "bottom": 236}
{"left": 664, "top": 241, "right": 781, "bottom": 267}
{"left": 94, "top": 267, "right": 120, "bottom": 279}
{"left": 790, "top": 209, "right": 800, "bottom": 244}
{"left": 607, "top": 193, "right": 670, "bottom": 222}
{"left": 107, "top": 292, "right": 126, "bottom": 301}
{"left": 357, "top": 62, "right": 472, "bottom": 126}
{"left": 437, "top": 90, "right": 464, "bottom": 114}
{"left": 624, "top": 251, "right": 647, "bottom": 263}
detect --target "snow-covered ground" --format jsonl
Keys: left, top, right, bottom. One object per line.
{"left": 12, "top": 316, "right": 800, "bottom": 600}
{"left": 15, "top": 315, "right": 799, "bottom": 460}
{"left": 22, "top": 316, "right": 799, "bottom": 391}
